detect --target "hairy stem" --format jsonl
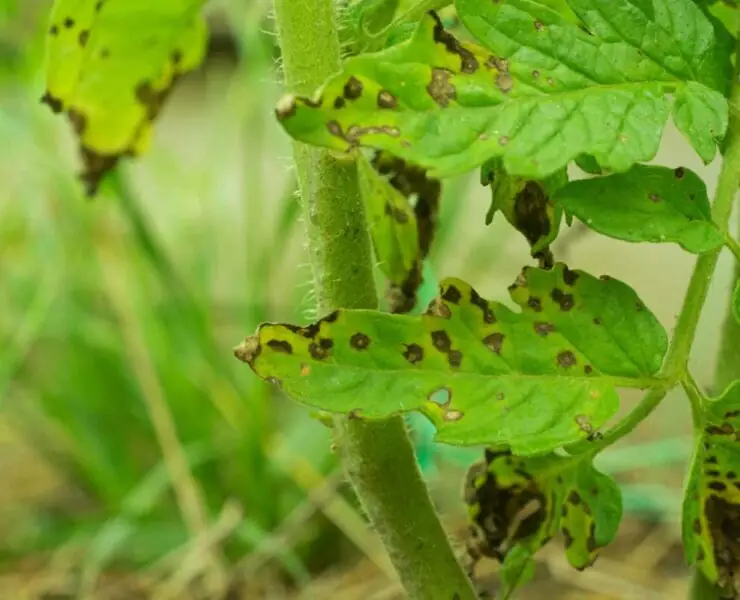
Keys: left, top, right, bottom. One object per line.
{"left": 271, "top": 1, "right": 477, "bottom": 598}
{"left": 687, "top": 25, "right": 740, "bottom": 600}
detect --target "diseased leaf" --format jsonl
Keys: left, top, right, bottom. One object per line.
{"left": 683, "top": 381, "right": 740, "bottom": 596}
{"left": 481, "top": 160, "right": 568, "bottom": 267}
{"left": 464, "top": 449, "right": 622, "bottom": 584}
{"left": 276, "top": 3, "right": 728, "bottom": 181}
{"left": 358, "top": 156, "right": 419, "bottom": 289}
{"left": 235, "top": 263, "right": 667, "bottom": 454}
{"left": 361, "top": 151, "right": 441, "bottom": 313}
{"left": 42, "top": 0, "right": 208, "bottom": 194}
{"left": 553, "top": 165, "right": 724, "bottom": 253}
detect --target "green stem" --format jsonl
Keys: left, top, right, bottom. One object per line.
{"left": 725, "top": 235, "right": 740, "bottom": 265}
{"left": 681, "top": 372, "right": 705, "bottom": 427}
{"left": 688, "top": 24, "right": 740, "bottom": 600}
{"left": 271, "top": 1, "right": 477, "bottom": 598}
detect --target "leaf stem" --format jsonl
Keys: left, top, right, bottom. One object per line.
{"left": 725, "top": 235, "right": 740, "bottom": 265}
{"left": 681, "top": 372, "right": 705, "bottom": 427}
{"left": 271, "top": 1, "right": 477, "bottom": 598}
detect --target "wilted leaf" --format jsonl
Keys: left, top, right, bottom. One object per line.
{"left": 481, "top": 160, "right": 568, "bottom": 267}
{"left": 276, "top": 3, "right": 728, "bottom": 181}
{"left": 683, "top": 381, "right": 740, "bottom": 595}
{"left": 554, "top": 165, "right": 724, "bottom": 253}
{"left": 42, "top": 0, "right": 208, "bottom": 194}
{"left": 235, "top": 263, "right": 667, "bottom": 454}
{"left": 464, "top": 448, "right": 622, "bottom": 591}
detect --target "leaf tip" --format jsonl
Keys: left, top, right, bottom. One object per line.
{"left": 275, "top": 94, "right": 298, "bottom": 121}
{"left": 233, "top": 336, "right": 260, "bottom": 365}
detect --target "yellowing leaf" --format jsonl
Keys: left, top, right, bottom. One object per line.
{"left": 42, "top": 0, "right": 208, "bottom": 194}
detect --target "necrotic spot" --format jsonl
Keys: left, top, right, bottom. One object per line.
{"left": 527, "top": 296, "right": 542, "bottom": 312}
{"left": 534, "top": 322, "right": 555, "bottom": 336}
{"left": 448, "top": 350, "right": 463, "bottom": 368}
{"left": 431, "top": 330, "right": 452, "bottom": 352}
{"left": 64, "top": 17, "right": 75, "bottom": 28}
{"left": 79, "top": 30, "right": 89, "bottom": 46}
{"left": 350, "top": 333, "right": 371, "bottom": 350}
{"left": 403, "top": 343, "right": 424, "bottom": 364}
{"left": 442, "top": 285, "right": 462, "bottom": 304}
{"left": 343, "top": 76, "right": 363, "bottom": 100}
{"left": 557, "top": 350, "right": 577, "bottom": 368}
{"left": 267, "top": 339, "right": 293, "bottom": 354}
{"left": 551, "top": 288, "right": 575, "bottom": 311}
{"left": 377, "top": 90, "right": 398, "bottom": 109}
{"left": 563, "top": 267, "right": 579, "bottom": 286}
{"left": 483, "top": 333, "right": 504, "bottom": 354}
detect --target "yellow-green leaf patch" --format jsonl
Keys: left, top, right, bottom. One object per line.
{"left": 683, "top": 381, "right": 740, "bottom": 596}
{"left": 235, "top": 263, "right": 667, "bottom": 454}
{"left": 42, "top": 0, "right": 208, "bottom": 194}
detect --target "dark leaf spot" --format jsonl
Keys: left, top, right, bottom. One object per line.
{"left": 403, "top": 343, "right": 424, "bottom": 364}
{"left": 448, "top": 350, "right": 463, "bottom": 368}
{"left": 674, "top": 167, "right": 685, "bottom": 179}
{"left": 64, "top": 17, "right": 74, "bottom": 28}
{"left": 427, "top": 68, "right": 456, "bottom": 107}
{"left": 79, "top": 30, "right": 89, "bottom": 47}
{"left": 496, "top": 73, "right": 513, "bottom": 93}
{"left": 727, "top": 471, "right": 737, "bottom": 480}
{"left": 309, "top": 343, "right": 329, "bottom": 360}
{"left": 709, "top": 481, "right": 727, "bottom": 492}
{"left": 333, "top": 97, "right": 346, "bottom": 109}
{"left": 584, "top": 365, "right": 593, "bottom": 375}
{"left": 171, "top": 50, "right": 183, "bottom": 65}
{"left": 326, "top": 120, "right": 343, "bottom": 137}
{"left": 551, "top": 288, "right": 575, "bottom": 311}
{"left": 442, "top": 285, "right": 462, "bottom": 304}
{"left": 49, "top": 25, "right": 59, "bottom": 36}
{"left": 318, "top": 338, "right": 333, "bottom": 350}
{"left": 557, "top": 350, "right": 577, "bottom": 368}
{"left": 350, "top": 333, "right": 371, "bottom": 350}
{"left": 483, "top": 332, "right": 504, "bottom": 354}
{"left": 431, "top": 330, "right": 452, "bottom": 352}
{"left": 470, "top": 288, "right": 495, "bottom": 323}
{"left": 534, "top": 20, "right": 544, "bottom": 31}
{"left": 568, "top": 491, "right": 581, "bottom": 505}
{"left": 40, "top": 91, "right": 63, "bottom": 114}
{"left": 343, "top": 76, "right": 363, "bottom": 100}
{"left": 586, "top": 523, "right": 598, "bottom": 553}
{"left": 532, "top": 69, "right": 540, "bottom": 78}
{"left": 527, "top": 296, "right": 543, "bottom": 312}
{"left": 534, "top": 322, "right": 555, "bottom": 336}
{"left": 377, "top": 90, "right": 398, "bottom": 109}
{"left": 648, "top": 192, "right": 660, "bottom": 203}
{"left": 563, "top": 267, "right": 579, "bottom": 286}
{"left": 267, "top": 339, "right": 293, "bottom": 354}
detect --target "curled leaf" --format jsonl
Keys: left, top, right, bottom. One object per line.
{"left": 42, "top": 0, "right": 208, "bottom": 194}
{"left": 464, "top": 448, "right": 622, "bottom": 592}
{"left": 236, "top": 263, "right": 667, "bottom": 454}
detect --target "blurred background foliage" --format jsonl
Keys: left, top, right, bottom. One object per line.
{"left": 0, "top": 1, "right": 738, "bottom": 598}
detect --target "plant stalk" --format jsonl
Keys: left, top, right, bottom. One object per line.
{"left": 688, "top": 23, "right": 740, "bottom": 600}
{"left": 271, "top": 1, "right": 478, "bottom": 598}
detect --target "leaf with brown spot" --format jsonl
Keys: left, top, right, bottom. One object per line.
{"left": 42, "top": 0, "right": 208, "bottom": 195}
{"left": 683, "top": 381, "right": 740, "bottom": 595}
{"left": 554, "top": 165, "right": 724, "bottom": 253}
{"left": 464, "top": 449, "right": 622, "bottom": 592}
{"left": 236, "top": 263, "right": 666, "bottom": 454}
{"left": 276, "top": 4, "right": 728, "bottom": 180}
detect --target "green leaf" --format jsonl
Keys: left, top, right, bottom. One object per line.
{"left": 235, "top": 263, "right": 667, "bottom": 454}
{"left": 553, "top": 165, "right": 725, "bottom": 253}
{"left": 465, "top": 449, "right": 622, "bottom": 579}
{"left": 682, "top": 381, "right": 740, "bottom": 595}
{"left": 499, "top": 546, "right": 536, "bottom": 599}
{"left": 42, "top": 0, "right": 208, "bottom": 194}
{"left": 574, "top": 155, "right": 603, "bottom": 176}
{"left": 481, "top": 160, "right": 568, "bottom": 265}
{"left": 276, "top": 3, "right": 728, "bottom": 181}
